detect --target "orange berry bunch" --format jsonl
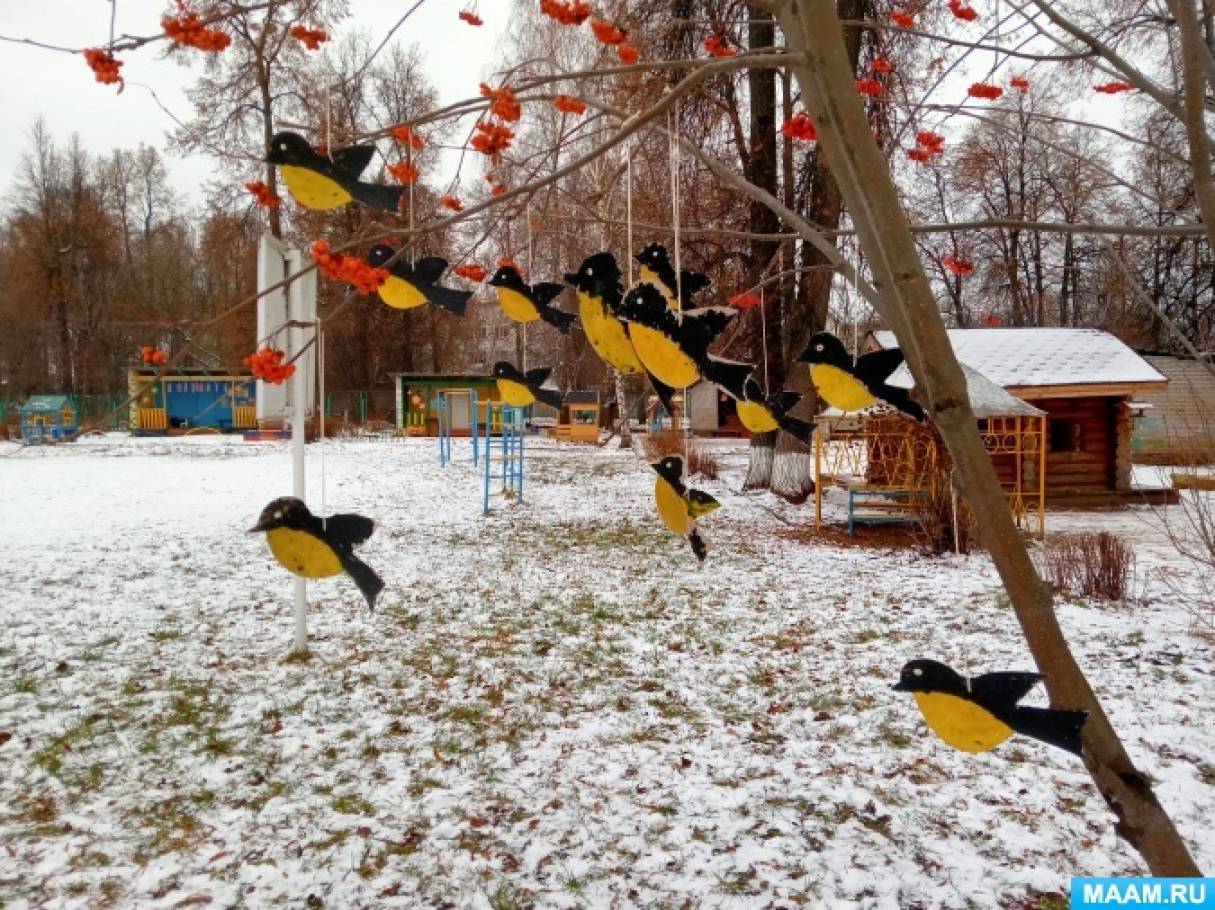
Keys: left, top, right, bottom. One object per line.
{"left": 441, "top": 195, "right": 463, "bottom": 212}
{"left": 245, "top": 181, "right": 282, "bottom": 208}
{"left": 84, "top": 48, "right": 124, "bottom": 88}
{"left": 162, "top": 11, "right": 231, "bottom": 51}
{"left": 140, "top": 346, "right": 169, "bottom": 365}
{"left": 1094, "top": 81, "right": 1132, "bottom": 94}
{"left": 591, "top": 19, "right": 628, "bottom": 45}
{"left": 871, "top": 56, "right": 894, "bottom": 74}
{"left": 290, "top": 24, "right": 329, "bottom": 50}
{"left": 480, "top": 83, "right": 522, "bottom": 122}
{"left": 943, "top": 255, "right": 975, "bottom": 276}
{"left": 968, "top": 82, "right": 1003, "bottom": 99}
{"left": 1010, "top": 76, "right": 1030, "bottom": 92}
{"left": 471, "top": 121, "right": 515, "bottom": 158}
{"left": 454, "top": 263, "right": 488, "bottom": 282}
{"left": 553, "top": 95, "right": 587, "bottom": 115}
{"left": 890, "top": 8, "right": 915, "bottom": 27}
{"left": 246, "top": 347, "right": 295, "bottom": 384}
{"left": 387, "top": 161, "right": 419, "bottom": 184}
{"left": 948, "top": 0, "right": 978, "bottom": 21}
{"left": 390, "top": 124, "right": 425, "bottom": 150}
{"left": 781, "top": 112, "right": 817, "bottom": 141}
{"left": 906, "top": 132, "right": 944, "bottom": 164}
{"left": 310, "top": 240, "right": 389, "bottom": 295}
{"left": 540, "top": 0, "right": 591, "bottom": 26}
{"left": 618, "top": 44, "right": 639, "bottom": 64}
{"left": 459, "top": 10, "right": 483, "bottom": 26}
{"left": 704, "top": 35, "right": 734, "bottom": 58}
{"left": 856, "top": 77, "right": 884, "bottom": 96}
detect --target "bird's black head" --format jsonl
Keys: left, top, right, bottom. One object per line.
{"left": 798, "top": 331, "right": 851, "bottom": 368}
{"left": 893, "top": 659, "right": 966, "bottom": 695}
{"left": 615, "top": 282, "right": 666, "bottom": 323}
{"left": 488, "top": 265, "right": 525, "bottom": 290}
{"left": 651, "top": 454, "right": 684, "bottom": 486}
{"left": 635, "top": 243, "right": 671, "bottom": 271}
{"left": 564, "top": 252, "right": 621, "bottom": 293}
{"left": 366, "top": 244, "right": 397, "bottom": 269}
{"left": 492, "top": 360, "right": 524, "bottom": 382}
{"left": 265, "top": 131, "right": 317, "bottom": 166}
{"left": 742, "top": 377, "right": 765, "bottom": 402}
{"left": 249, "top": 496, "right": 311, "bottom": 533}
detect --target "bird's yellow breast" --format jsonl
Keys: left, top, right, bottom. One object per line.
{"left": 638, "top": 266, "right": 678, "bottom": 310}
{"left": 496, "top": 378, "right": 535, "bottom": 408}
{"left": 913, "top": 692, "right": 1014, "bottom": 753}
{"left": 378, "top": 275, "right": 427, "bottom": 310}
{"left": 496, "top": 287, "right": 541, "bottom": 323}
{"left": 810, "top": 363, "right": 876, "bottom": 412}
{"left": 578, "top": 292, "right": 642, "bottom": 373}
{"left": 265, "top": 527, "right": 343, "bottom": 579}
{"left": 280, "top": 165, "right": 353, "bottom": 211}
{"left": 654, "top": 477, "right": 691, "bottom": 536}
{"left": 736, "top": 400, "right": 780, "bottom": 434}
{"left": 629, "top": 324, "right": 700, "bottom": 388}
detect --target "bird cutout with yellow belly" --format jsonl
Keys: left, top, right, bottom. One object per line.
{"left": 651, "top": 455, "right": 720, "bottom": 562}
{"left": 798, "top": 331, "right": 925, "bottom": 421}
{"left": 718, "top": 375, "right": 813, "bottom": 444}
{"left": 487, "top": 265, "right": 576, "bottom": 334}
{"left": 264, "top": 132, "right": 405, "bottom": 214}
{"left": 366, "top": 245, "right": 470, "bottom": 316}
{"left": 893, "top": 658, "right": 1087, "bottom": 756}
{"left": 634, "top": 243, "right": 712, "bottom": 311}
{"left": 615, "top": 283, "right": 755, "bottom": 392}
{"left": 249, "top": 496, "right": 385, "bottom": 611}
{"left": 492, "top": 361, "right": 564, "bottom": 410}
{"left": 564, "top": 252, "right": 681, "bottom": 418}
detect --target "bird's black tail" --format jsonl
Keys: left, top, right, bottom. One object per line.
{"left": 777, "top": 415, "right": 814, "bottom": 445}
{"left": 533, "top": 386, "right": 564, "bottom": 410}
{"left": 351, "top": 181, "right": 406, "bottom": 215}
{"left": 876, "top": 385, "right": 926, "bottom": 422}
{"left": 1010, "top": 706, "right": 1087, "bottom": 756}
{"left": 701, "top": 356, "right": 754, "bottom": 393}
{"left": 429, "top": 285, "right": 471, "bottom": 317}
{"left": 539, "top": 304, "right": 577, "bottom": 335}
{"left": 340, "top": 554, "right": 385, "bottom": 612}
{"left": 688, "top": 528, "right": 709, "bottom": 562}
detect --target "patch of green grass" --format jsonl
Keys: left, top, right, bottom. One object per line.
{"left": 486, "top": 883, "right": 532, "bottom": 910}
{"left": 877, "top": 722, "right": 914, "bottom": 749}
{"left": 200, "top": 727, "right": 235, "bottom": 757}
{"left": 13, "top": 676, "right": 38, "bottom": 695}
{"left": 331, "top": 793, "right": 375, "bottom": 816}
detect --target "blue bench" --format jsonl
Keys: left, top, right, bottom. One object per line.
{"left": 847, "top": 486, "right": 920, "bottom": 536}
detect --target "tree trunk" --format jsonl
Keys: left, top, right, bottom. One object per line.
{"left": 615, "top": 369, "right": 631, "bottom": 448}
{"left": 743, "top": 430, "right": 776, "bottom": 489}
{"left": 773, "top": 0, "right": 1200, "bottom": 875}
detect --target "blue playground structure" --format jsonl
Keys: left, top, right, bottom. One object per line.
{"left": 19, "top": 395, "right": 78, "bottom": 443}
{"left": 483, "top": 403, "right": 525, "bottom": 515}
{"left": 435, "top": 388, "right": 481, "bottom": 467}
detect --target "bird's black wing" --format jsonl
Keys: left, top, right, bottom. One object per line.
{"left": 349, "top": 181, "right": 405, "bottom": 214}
{"left": 715, "top": 366, "right": 748, "bottom": 401}
{"left": 648, "top": 373, "right": 679, "bottom": 418}
{"left": 678, "top": 270, "right": 712, "bottom": 306}
{"left": 1008, "top": 706, "right": 1087, "bottom": 756}
{"left": 971, "top": 671, "right": 1044, "bottom": 710}
{"left": 525, "top": 366, "right": 553, "bottom": 386}
{"left": 777, "top": 415, "right": 814, "bottom": 445}
{"left": 776, "top": 390, "right": 802, "bottom": 415}
{"left": 331, "top": 144, "right": 377, "bottom": 179}
{"left": 677, "top": 306, "right": 735, "bottom": 356}
{"left": 532, "top": 386, "right": 564, "bottom": 410}
{"left": 339, "top": 552, "right": 385, "bottom": 612}
{"left": 412, "top": 257, "right": 449, "bottom": 286}
{"left": 429, "top": 285, "right": 471, "bottom": 317}
{"left": 855, "top": 348, "right": 906, "bottom": 386}
{"left": 532, "top": 282, "right": 565, "bottom": 306}
{"left": 700, "top": 356, "right": 754, "bottom": 394}
{"left": 324, "top": 513, "right": 376, "bottom": 549}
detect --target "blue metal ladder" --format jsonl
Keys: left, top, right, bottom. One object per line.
{"left": 435, "top": 389, "right": 480, "bottom": 467}
{"left": 483, "top": 403, "right": 525, "bottom": 514}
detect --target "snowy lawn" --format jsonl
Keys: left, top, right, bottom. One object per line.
{"left": 0, "top": 436, "right": 1211, "bottom": 908}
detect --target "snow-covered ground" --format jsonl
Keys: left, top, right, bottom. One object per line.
{"left": 0, "top": 435, "right": 1211, "bottom": 908}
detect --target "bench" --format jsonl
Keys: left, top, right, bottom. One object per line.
{"left": 847, "top": 486, "right": 921, "bottom": 536}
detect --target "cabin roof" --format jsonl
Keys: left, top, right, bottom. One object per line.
{"left": 872, "top": 328, "right": 1167, "bottom": 390}
{"left": 20, "top": 395, "right": 72, "bottom": 412}
{"left": 564, "top": 390, "right": 599, "bottom": 405}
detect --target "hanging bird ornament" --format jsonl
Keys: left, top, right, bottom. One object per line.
{"left": 265, "top": 132, "right": 406, "bottom": 214}
{"left": 635, "top": 243, "right": 712, "bottom": 310}
{"left": 366, "top": 245, "right": 471, "bottom": 316}
{"left": 487, "top": 264, "right": 576, "bottom": 334}
{"left": 651, "top": 455, "right": 720, "bottom": 562}
{"left": 798, "top": 331, "right": 925, "bottom": 421}
{"left": 250, "top": 497, "right": 385, "bottom": 611}
{"left": 492, "top": 361, "right": 563, "bottom": 409}
{"left": 718, "top": 375, "right": 813, "bottom": 444}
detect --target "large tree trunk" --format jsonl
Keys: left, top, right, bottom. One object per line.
{"left": 615, "top": 369, "right": 631, "bottom": 448}
{"left": 773, "top": 0, "right": 1200, "bottom": 875}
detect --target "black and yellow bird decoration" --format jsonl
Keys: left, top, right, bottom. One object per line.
{"left": 798, "top": 331, "right": 924, "bottom": 421}
{"left": 366, "top": 245, "right": 470, "bottom": 316}
{"left": 492, "top": 361, "right": 563, "bottom": 409}
{"left": 718, "top": 375, "right": 813, "bottom": 444}
{"left": 487, "top": 265, "right": 576, "bottom": 334}
{"left": 249, "top": 497, "right": 385, "bottom": 611}
{"left": 893, "top": 659, "right": 1087, "bottom": 756}
{"left": 564, "top": 252, "right": 680, "bottom": 418}
{"left": 615, "top": 282, "right": 754, "bottom": 391}
{"left": 651, "top": 454, "right": 720, "bottom": 562}
{"left": 264, "top": 131, "right": 405, "bottom": 214}
{"left": 635, "top": 242, "right": 712, "bottom": 310}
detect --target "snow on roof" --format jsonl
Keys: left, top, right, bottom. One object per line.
{"left": 872, "top": 328, "right": 1167, "bottom": 388}
{"left": 884, "top": 362, "right": 1044, "bottom": 418}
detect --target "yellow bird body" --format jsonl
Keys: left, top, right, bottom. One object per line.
{"left": 811, "top": 363, "right": 877, "bottom": 411}
{"left": 496, "top": 287, "right": 541, "bottom": 323}
{"left": 578, "top": 291, "right": 642, "bottom": 373}
{"left": 629, "top": 324, "right": 700, "bottom": 388}
{"left": 265, "top": 527, "right": 344, "bottom": 579}
{"left": 654, "top": 477, "right": 692, "bottom": 536}
{"left": 377, "top": 275, "right": 428, "bottom": 311}
{"left": 913, "top": 692, "right": 1015, "bottom": 753}
{"left": 496, "top": 378, "right": 536, "bottom": 408}
{"left": 280, "top": 164, "right": 352, "bottom": 211}
{"left": 736, "top": 400, "right": 780, "bottom": 434}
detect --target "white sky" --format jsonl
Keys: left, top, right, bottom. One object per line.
{"left": 0, "top": 0, "right": 506, "bottom": 210}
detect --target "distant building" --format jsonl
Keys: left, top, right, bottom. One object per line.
{"left": 1131, "top": 352, "right": 1215, "bottom": 464}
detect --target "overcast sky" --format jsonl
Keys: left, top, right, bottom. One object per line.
{"left": 0, "top": 0, "right": 505, "bottom": 209}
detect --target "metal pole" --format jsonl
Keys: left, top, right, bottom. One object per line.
{"left": 286, "top": 248, "right": 308, "bottom": 654}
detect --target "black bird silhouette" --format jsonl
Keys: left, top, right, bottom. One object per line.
{"left": 635, "top": 242, "right": 712, "bottom": 309}
{"left": 366, "top": 245, "right": 470, "bottom": 316}
{"left": 798, "top": 331, "right": 924, "bottom": 421}
{"left": 264, "top": 131, "right": 404, "bottom": 214}
{"left": 488, "top": 264, "right": 576, "bottom": 334}
{"left": 492, "top": 361, "right": 564, "bottom": 410}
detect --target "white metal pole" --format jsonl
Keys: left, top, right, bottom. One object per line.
{"left": 286, "top": 248, "right": 308, "bottom": 653}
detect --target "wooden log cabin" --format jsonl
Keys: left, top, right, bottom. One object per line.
{"left": 870, "top": 328, "right": 1174, "bottom": 506}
